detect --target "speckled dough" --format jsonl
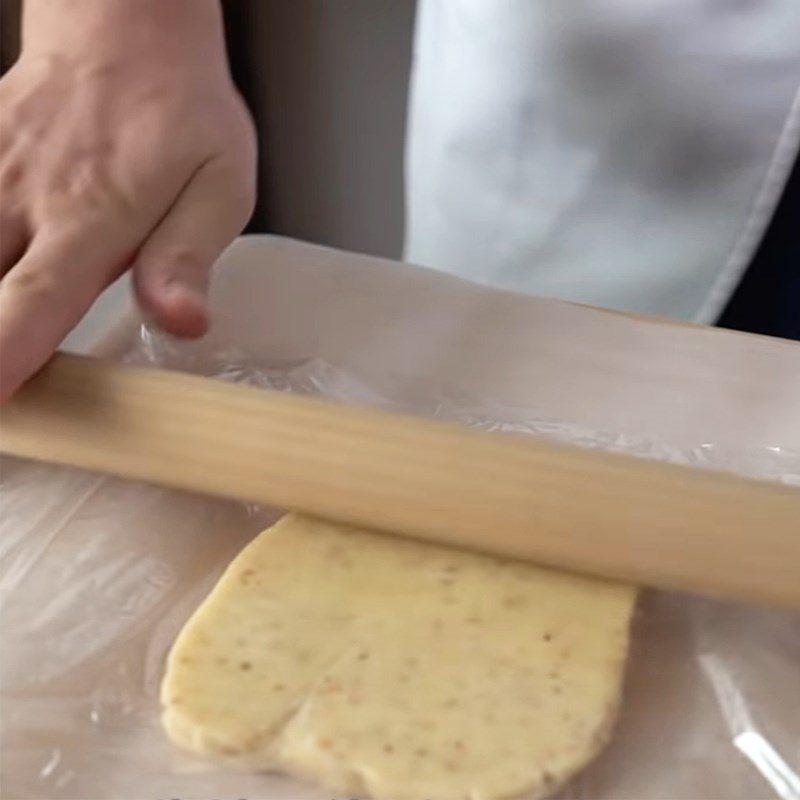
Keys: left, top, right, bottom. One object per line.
{"left": 161, "top": 514, "right": 636, "bottom": 800}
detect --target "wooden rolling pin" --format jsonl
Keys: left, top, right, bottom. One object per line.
{"left": 1, "top": 353, "right": 799, "bottom": 607}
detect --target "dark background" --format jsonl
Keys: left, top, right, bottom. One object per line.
{"left": 1, "top": 0, "right": 797, "bottom": 339}
{"left": 0, "top": 0, "right": 21, "bottom": 74}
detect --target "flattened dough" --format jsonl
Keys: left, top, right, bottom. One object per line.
{"left": 161, "top": 514, "right": 636, "bottom": 800}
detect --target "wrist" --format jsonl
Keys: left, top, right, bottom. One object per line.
{"left": 22, "top": 0, "right": 228, "bottom": 76}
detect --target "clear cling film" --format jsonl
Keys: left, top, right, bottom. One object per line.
{"left": 1, "top": 323, "right": 798, "bottom": 800}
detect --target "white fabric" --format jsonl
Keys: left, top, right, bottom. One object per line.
{"left": 404, "top": 0, "right": 800, "bottom": 321}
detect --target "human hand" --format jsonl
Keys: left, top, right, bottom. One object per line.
{"left": 0, "top": 0, "right": 256, "bottom": 400}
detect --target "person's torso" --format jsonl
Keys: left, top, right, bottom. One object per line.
{"left": 404, "top": 0, "right": 800, "bottom": 321}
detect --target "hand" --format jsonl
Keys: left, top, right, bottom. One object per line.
{"left": 0, "top": 0, "right": 256, "bottom": 400}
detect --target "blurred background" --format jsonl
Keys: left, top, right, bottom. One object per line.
{"left": 1, "top": 0, "right": 797, "bottom": 340}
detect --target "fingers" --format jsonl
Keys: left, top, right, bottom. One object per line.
{"left": 0, "top": 228, "right": 124, "bottom": 402}
{"left": 0, "top": 157, "right": 253, "bottom": 401}
{"left": 133, "top": 158, "right": 254, "bottom": 338}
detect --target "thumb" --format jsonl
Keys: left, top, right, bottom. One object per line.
{"left": 133, "top": 158, "right": 255, "bottom": 338}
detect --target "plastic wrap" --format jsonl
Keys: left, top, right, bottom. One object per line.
{"left": 2, "top": 323, "right": 799, "bottom": 800}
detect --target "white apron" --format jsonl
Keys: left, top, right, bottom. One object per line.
{"left": 404, "top": 0, "right": 800, "bottom": 321}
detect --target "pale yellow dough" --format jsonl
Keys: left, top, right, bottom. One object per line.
{"left": 161, "top": 514, "right": 636, "bottom": 800}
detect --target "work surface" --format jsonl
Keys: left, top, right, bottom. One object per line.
{"left": 1, "top": 236, "right": 798, "bottom": 799}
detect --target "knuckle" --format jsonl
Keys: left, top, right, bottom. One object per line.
{"left": 232, "top": 181, "right": 256, "bottom": 222}
{"left": 220, "top": 164, "right": 256, "bottom": 223}
{"left": 201, "top": 160, "right": 256, "bottom": 228}
{"left": 42, "top": 145, "right": 135, "bottom": 217}
{"left": 1, "top": 160, "right": 25, "bottom": 188}
{"left": 49, "top": 159, "right": 111, "bottom": 203}
{"left": 0, "top": 160, "right": 26, "bottom": 204}
{"left": 4, "top": 265, "right": 60, "bottom": 301}
{"left": 157, "top": 248, "right": 206, "bottom": 275}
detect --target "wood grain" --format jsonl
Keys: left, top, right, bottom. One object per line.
{"left": 2, "top": 353, "right": 799, "bottom": 607}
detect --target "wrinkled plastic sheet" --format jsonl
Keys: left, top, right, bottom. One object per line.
{"left": 1, "top": 324, "right": 799, "bottom": 800}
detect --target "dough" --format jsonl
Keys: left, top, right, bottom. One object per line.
{"left": 161, "top": 514, "right": 636, "bottom": 800}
